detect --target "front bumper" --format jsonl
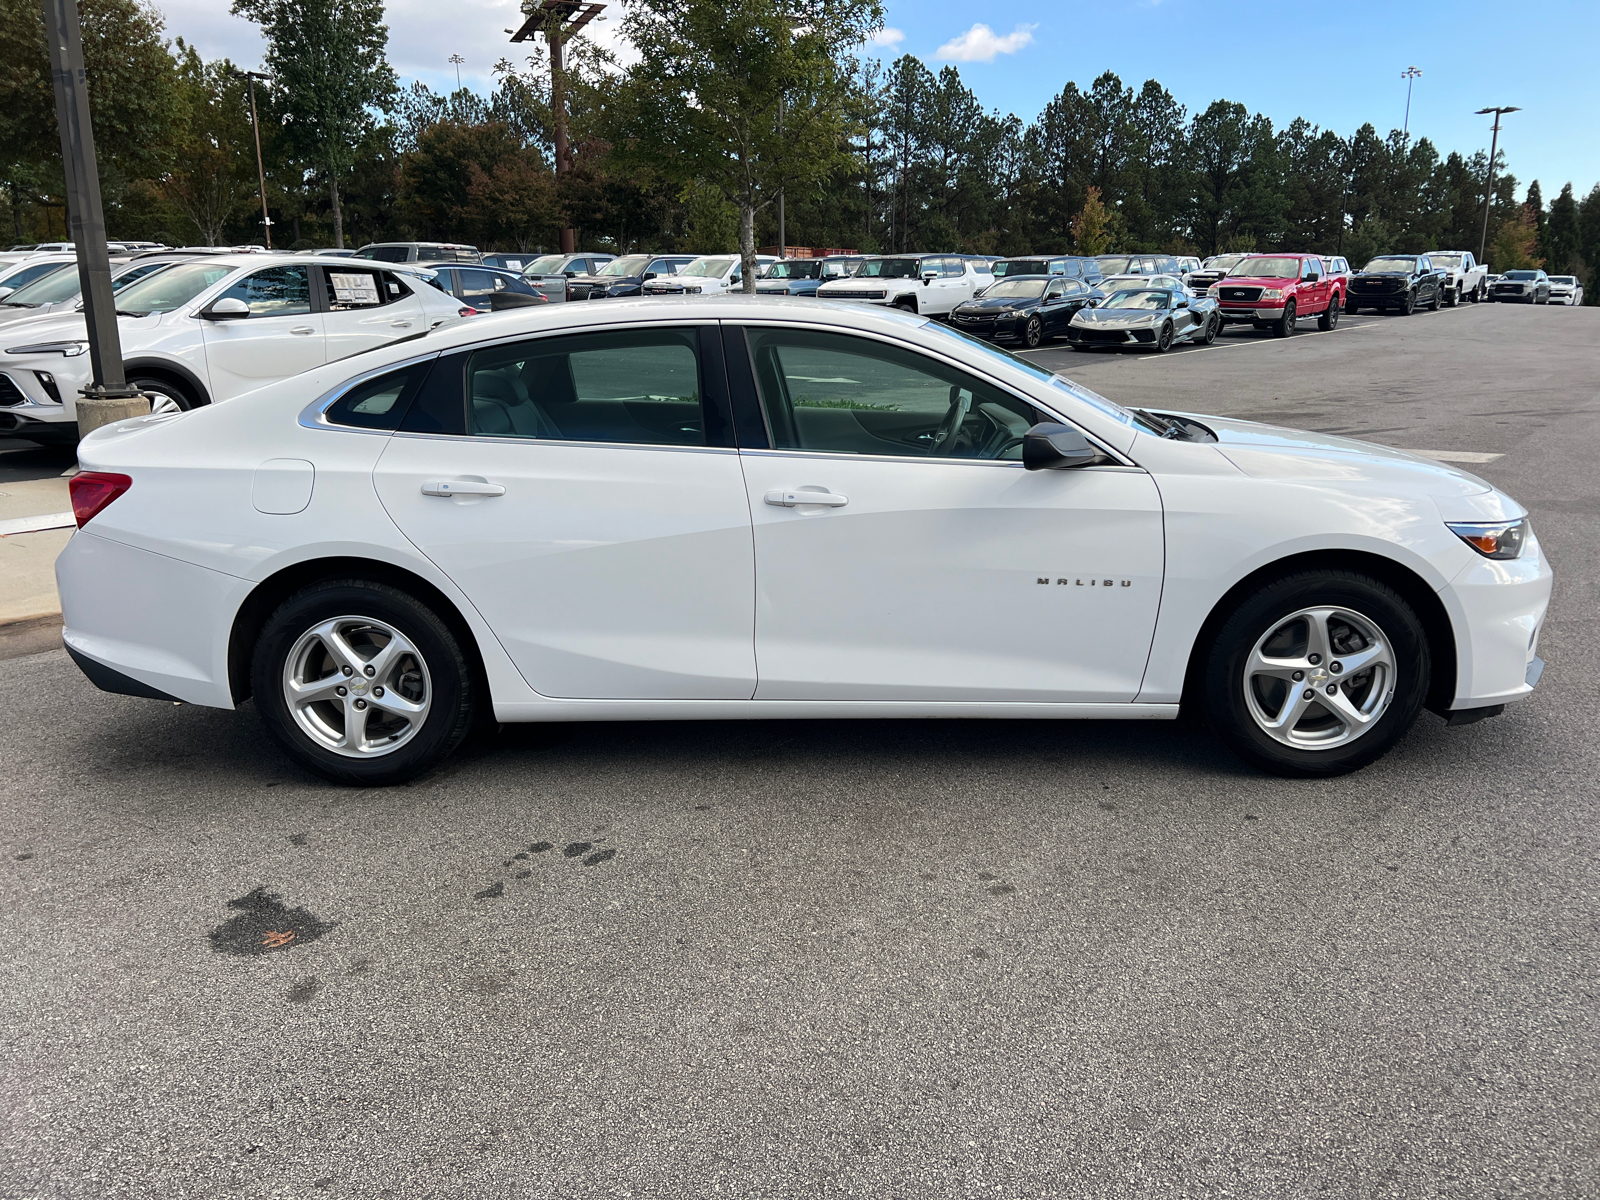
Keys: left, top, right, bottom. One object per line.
{"left": 1065, "top": 325, "right": 1158, "bottom": 346}
{"left": 1217, "top": 304, "right": 1285, "bottom": 322}
{"left": 951, "top": 315, "right": 1024, "bottom": 340}
{"left": 1441, "top": 534, "right": 1553, "bottom": 710}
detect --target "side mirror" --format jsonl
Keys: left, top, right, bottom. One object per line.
{"left": 0, "top": 287, "right": 12, "bottom": 301}
{"left": 642, "top": 271, "right": 657, "bottom": 280}
{"left": 921, "top": 269, "right": 938, "bottom": 282}
{"left": 1174, "top": 298, "right": 1189, "bottom": 308}
{"left": 201, "top": 297, "right": 251, "bottom": 320}
{"left": 1023, "top": 422, "right": 1098, "bottom": 471}
{"left": 1302, "top": 273, "right": 1317, "bottom": 283}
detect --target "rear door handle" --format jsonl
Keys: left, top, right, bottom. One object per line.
{"left": 290, "top": 326, "right": 315, "bottom": 335}
{"left": 765, "top": 488, "right": 848, "bottom": 508}
{"left": 422, "top": 480, "right": 506, "bottom": 497}
{"left": 391, "top": 320, "right": 413, "bottom": 328}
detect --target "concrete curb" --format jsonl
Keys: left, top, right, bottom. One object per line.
{"left": 0, "top": 612, "right": 63, "bottom": 661}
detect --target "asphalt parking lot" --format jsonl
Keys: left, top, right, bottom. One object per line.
{"left": 2, "top": 301, "right": 1597, "bottom": 1198}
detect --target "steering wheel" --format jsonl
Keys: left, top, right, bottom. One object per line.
{"left": 931, "top": 386, "right": 973, "bottom": 456}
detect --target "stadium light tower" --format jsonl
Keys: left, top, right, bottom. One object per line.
{"left": 1475, "top": 106, "right": 1521, "bottom": 265}
{"left": 1401, "top": 67, "right": 1422, "bottom": 142}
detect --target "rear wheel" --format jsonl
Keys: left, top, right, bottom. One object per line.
{"left": 1200, "top": 569, "right": 1430, "bottom": 777}
{"left": 1317, "top": 294, "right": 1341, "bottom": 331}
{"left": 1427, "top": 285, "right": 1441, "bottom": 311}
{"left": 1201, "top": 313, "right": 1219, "bottom": 344}
{"left": 251, "top": 579, "right": 478, "bottom": 786}
{"left": 1273, "top": 300, "right": 1296, "bottom": 337}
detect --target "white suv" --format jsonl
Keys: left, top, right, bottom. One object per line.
{"left": 642, "top": 254, "right": 777, "bottom": 297}
{"left": 1548, "top": 275, "right": 1584, "bottom": 306}
{"left": 0, "top": 254, "right": 465, "bottom": 443}
{"left": 814, "top": 254, "right": 985, "bottom": 316}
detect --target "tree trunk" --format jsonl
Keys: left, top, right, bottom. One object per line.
{"left": 739, "top": 202, "right": 758, "bottom": 294}
{"left": 329, "top": 176, "right": 344, "bottom": 249}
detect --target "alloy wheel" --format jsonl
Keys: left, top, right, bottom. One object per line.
{"left": 281, "top": 615, "right": 432, "bottom": 758}
{"left": 1241, "top": 606, "right": 1396, "bottom": 751}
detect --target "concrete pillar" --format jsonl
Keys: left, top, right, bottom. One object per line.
{"left": 76, "top": 395, "right": 151, "bottom": 439}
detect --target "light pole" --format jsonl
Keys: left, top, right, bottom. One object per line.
{"left": 449, "top": 54, "right": 464, "bottom": 92}
{"left": 232, "top": 70, "right": 273, "bottom": 249}
{"left": 1475, "top": 106, "right": 1520, "bottom": 266}
{"left": 1401, "top": 67, "right": 1422, "bottom": 143}
{"left": 41, "top": 0, "right": 138, "bottom": 405}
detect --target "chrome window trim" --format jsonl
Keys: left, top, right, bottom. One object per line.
{"left": 390, "top": 430, "right": 739, "bottom": 457}
{"left": 297, "top": 349, "right": 444, "bottom": 433}
{"left": 736, "top": 447, "right": 1144, "bottom": 472}
{"left": 725, "top": 318, "right": 1138, "bottom": 467}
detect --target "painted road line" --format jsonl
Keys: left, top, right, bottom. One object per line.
{"left": 0, "top": 511, "right": 74, "bottom": 537}
{"left": 1397, "top": 450, "right": 1504, "bottom": 464}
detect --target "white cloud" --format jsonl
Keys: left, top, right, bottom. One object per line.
{"left": 932, "top": 22, "right": 1036, "bottom": 64}
{"left": 869, "top": 26, "right": 905, "bottom": 49}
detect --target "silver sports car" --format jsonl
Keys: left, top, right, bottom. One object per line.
{"left": 1065, "top": 285, "right": 1220, "bottom": 352}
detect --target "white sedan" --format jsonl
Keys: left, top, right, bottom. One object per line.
{"left": 57, "top": 299, "right": 1551, "bottom": 785}
{"left": 0, "top": 253, "right": 466, "bottom": 444}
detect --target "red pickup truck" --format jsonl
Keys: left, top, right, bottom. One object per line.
{"left": 1206, "top": 253, "right": 1343, "bottom": 337}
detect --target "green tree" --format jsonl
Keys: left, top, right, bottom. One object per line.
{"left": 0, "top": 0, "right": 181, "bottom": 240}
{"left": 159, "top": 42, "right": 259, "bottom": 245}
{"left": 1071, "top": 186, "right": 1118, "bottom": 255}
{"left": 612, "top": 0, "right": 882, "bottom": 291}
{"left": 1545, "top": 182, "right": 1579, "bottom": 274}
{"left": 231, "top": 0, "right": 397, "bottom": 248}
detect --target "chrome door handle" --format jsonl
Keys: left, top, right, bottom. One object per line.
{"left": 391, "top": 320, "right": 413, "bottom": 328}
{"left": 422, "top": 480, "right": 506, "bottom": 497}
{"left": 290, "top": 326, "right": 315, "bottom": 335}
{"left": 765, "top": 488, "right": 848, "bottom": 508}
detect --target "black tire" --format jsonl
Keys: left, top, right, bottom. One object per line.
{"left": 251, "top": 579, "right": 478, "bottom": 786}
{"left": 1273, "top": 300, "right": 1296, "bottom": 337}
{"left": 1400, "top": 291, "right": 1415, "bottom": 316}
{"left": 1427, "top": 285, "right": 1441, "bottom": 311}
{"left": 1022, "top": 315, "right": 1043, "bottom": 348}
{"left": 1200, "top": 569, "right": 1430, "bottom": 778}
{"left": 1155, "top": 321, "right": 1173, "bottom": 352}
{"left": 896, "top": 296, "right": 918, "bottom": 315}
{"left": 1317, "top": 293, "right": 1341, "bottom": 331}
{"left": 127, "top": 375, "right": 199, "bottom": 416}
{"left": 1201, "top": 313, "right": 1219, "bottom": 344}
{"left": 1443, "top": 284, "right": 1459, "bottom": 307}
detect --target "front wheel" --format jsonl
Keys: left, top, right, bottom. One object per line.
{"left": 1317, "top": 294, "right": 1341, "bottom": 331}
{"left": 1155, "top": 321, "right": 1173, "bottom": 352}
{"left": 251, "top": 579, "right": 479, "bottom": 785}
{"left": 1444, "top": 284, "right": 1460, "bottom": 307}
{"left": 1273, "top": 301, "right": 1296, "bottom": 337}
{"left": 1200, "top": 570, "right": 1430, "bottom": 777}
{"left": 1400, "top": 291, "right": 1416, "bottom": 316}
{"left": 1022, "top": 315, "right": 1043, "bottom": 348}
{"left": 128, "top": 376, "right": 198, "bottom": 416}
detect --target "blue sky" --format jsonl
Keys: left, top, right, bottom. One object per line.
{"left": 161, "top": 0, "right": 1596, "bottom": 202}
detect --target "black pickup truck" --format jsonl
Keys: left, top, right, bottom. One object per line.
{"left": 1345, "top": 254, "right": 1447, "bottom": 316}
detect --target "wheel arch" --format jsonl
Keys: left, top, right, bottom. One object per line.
{"left": 123, "top": 357, "right": 211, "bottom": 407}
{"left": 227, "top": 556, "right": 491, "bottom": 707}
{"left": 1178, "top": 548, "right": 1458, "bottom": 720}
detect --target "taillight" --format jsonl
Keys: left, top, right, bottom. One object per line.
{"left": 458, "top": 305, "right": 479, "bottom": 317}
{"left": 68, "top": 472, "right": 132, "bottom": 528}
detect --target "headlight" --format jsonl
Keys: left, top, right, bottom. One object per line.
{"left": 686, "top": 286, "right": 702, "bottom": 294}
{"left": 1447, "top": 518, "right": 1529, "bottom": 560}
{"left": 6, "top": 340, "right": 89, "bottom": 357}
{"left": 1207, "top": 285, "right": 1219, "bottom": 296}
{"left": 1260, "top": 288, "right": 1283, "bottom": 300}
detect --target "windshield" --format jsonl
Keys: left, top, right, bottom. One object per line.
{"left": 1202, "top": 254, "right": 1250, "bottom": 271}
{"left": 523, "top": 255, "right": 565, "bottom": 276}
{"left": 764, "top": 260, "right": 824, "bottom": 279}
{"left": 1505, "top": 270, "right": 1540, "bottom": 280}
{"left": 680, "top": 256, "right": 736, "bottom": 278}
{"left": 0, "top": 264, "right": 75, "bottom": 305}
{"left": 1228, "top": 257, "right": 1301, "bottom": 279}
{"left": 1551, "top": 276, "right": 1576, "bottom": 284}
{"left": 113, "top": 262, "right": 233, "bottom": 315}
{"left": 1102, "top": 289, "right": 1173, "bottom": 310}
{"left": 994, "top": 260, "right": 1052, "bottom": 278}
{"left": 1429, "top": 253, "right": 1463, "bottom": 268}
{"left": 856, "top": 258, "right": 921, "bottom": 279}
{"left": 1095, "top": 256, "right": 1136, "bottom": 275}
{"left": 821, "top": 260, "right": 858, "bottom": 277}
{"left": 1364, "top": 256, "right": 1416, "bottom": 274}
{"left": 984, "top": 278, "right": 1048, "bottom": 298}
{"left": 600, "top": 255, "right": 652, "bottom": 277}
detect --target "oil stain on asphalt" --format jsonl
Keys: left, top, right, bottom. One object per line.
{"left": 208, "top": 887, "right": 335, "bottom": 956}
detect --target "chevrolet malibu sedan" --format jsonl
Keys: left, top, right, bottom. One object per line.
{"left": 59, "top": 298, "right": 1550, "bottom": 786}
{"left": 949, "top": 275, "right": 1103, "bottom": 347}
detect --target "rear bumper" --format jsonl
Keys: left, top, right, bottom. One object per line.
{"left": 56, "top": 529, "right": 243, "bottom": 709}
